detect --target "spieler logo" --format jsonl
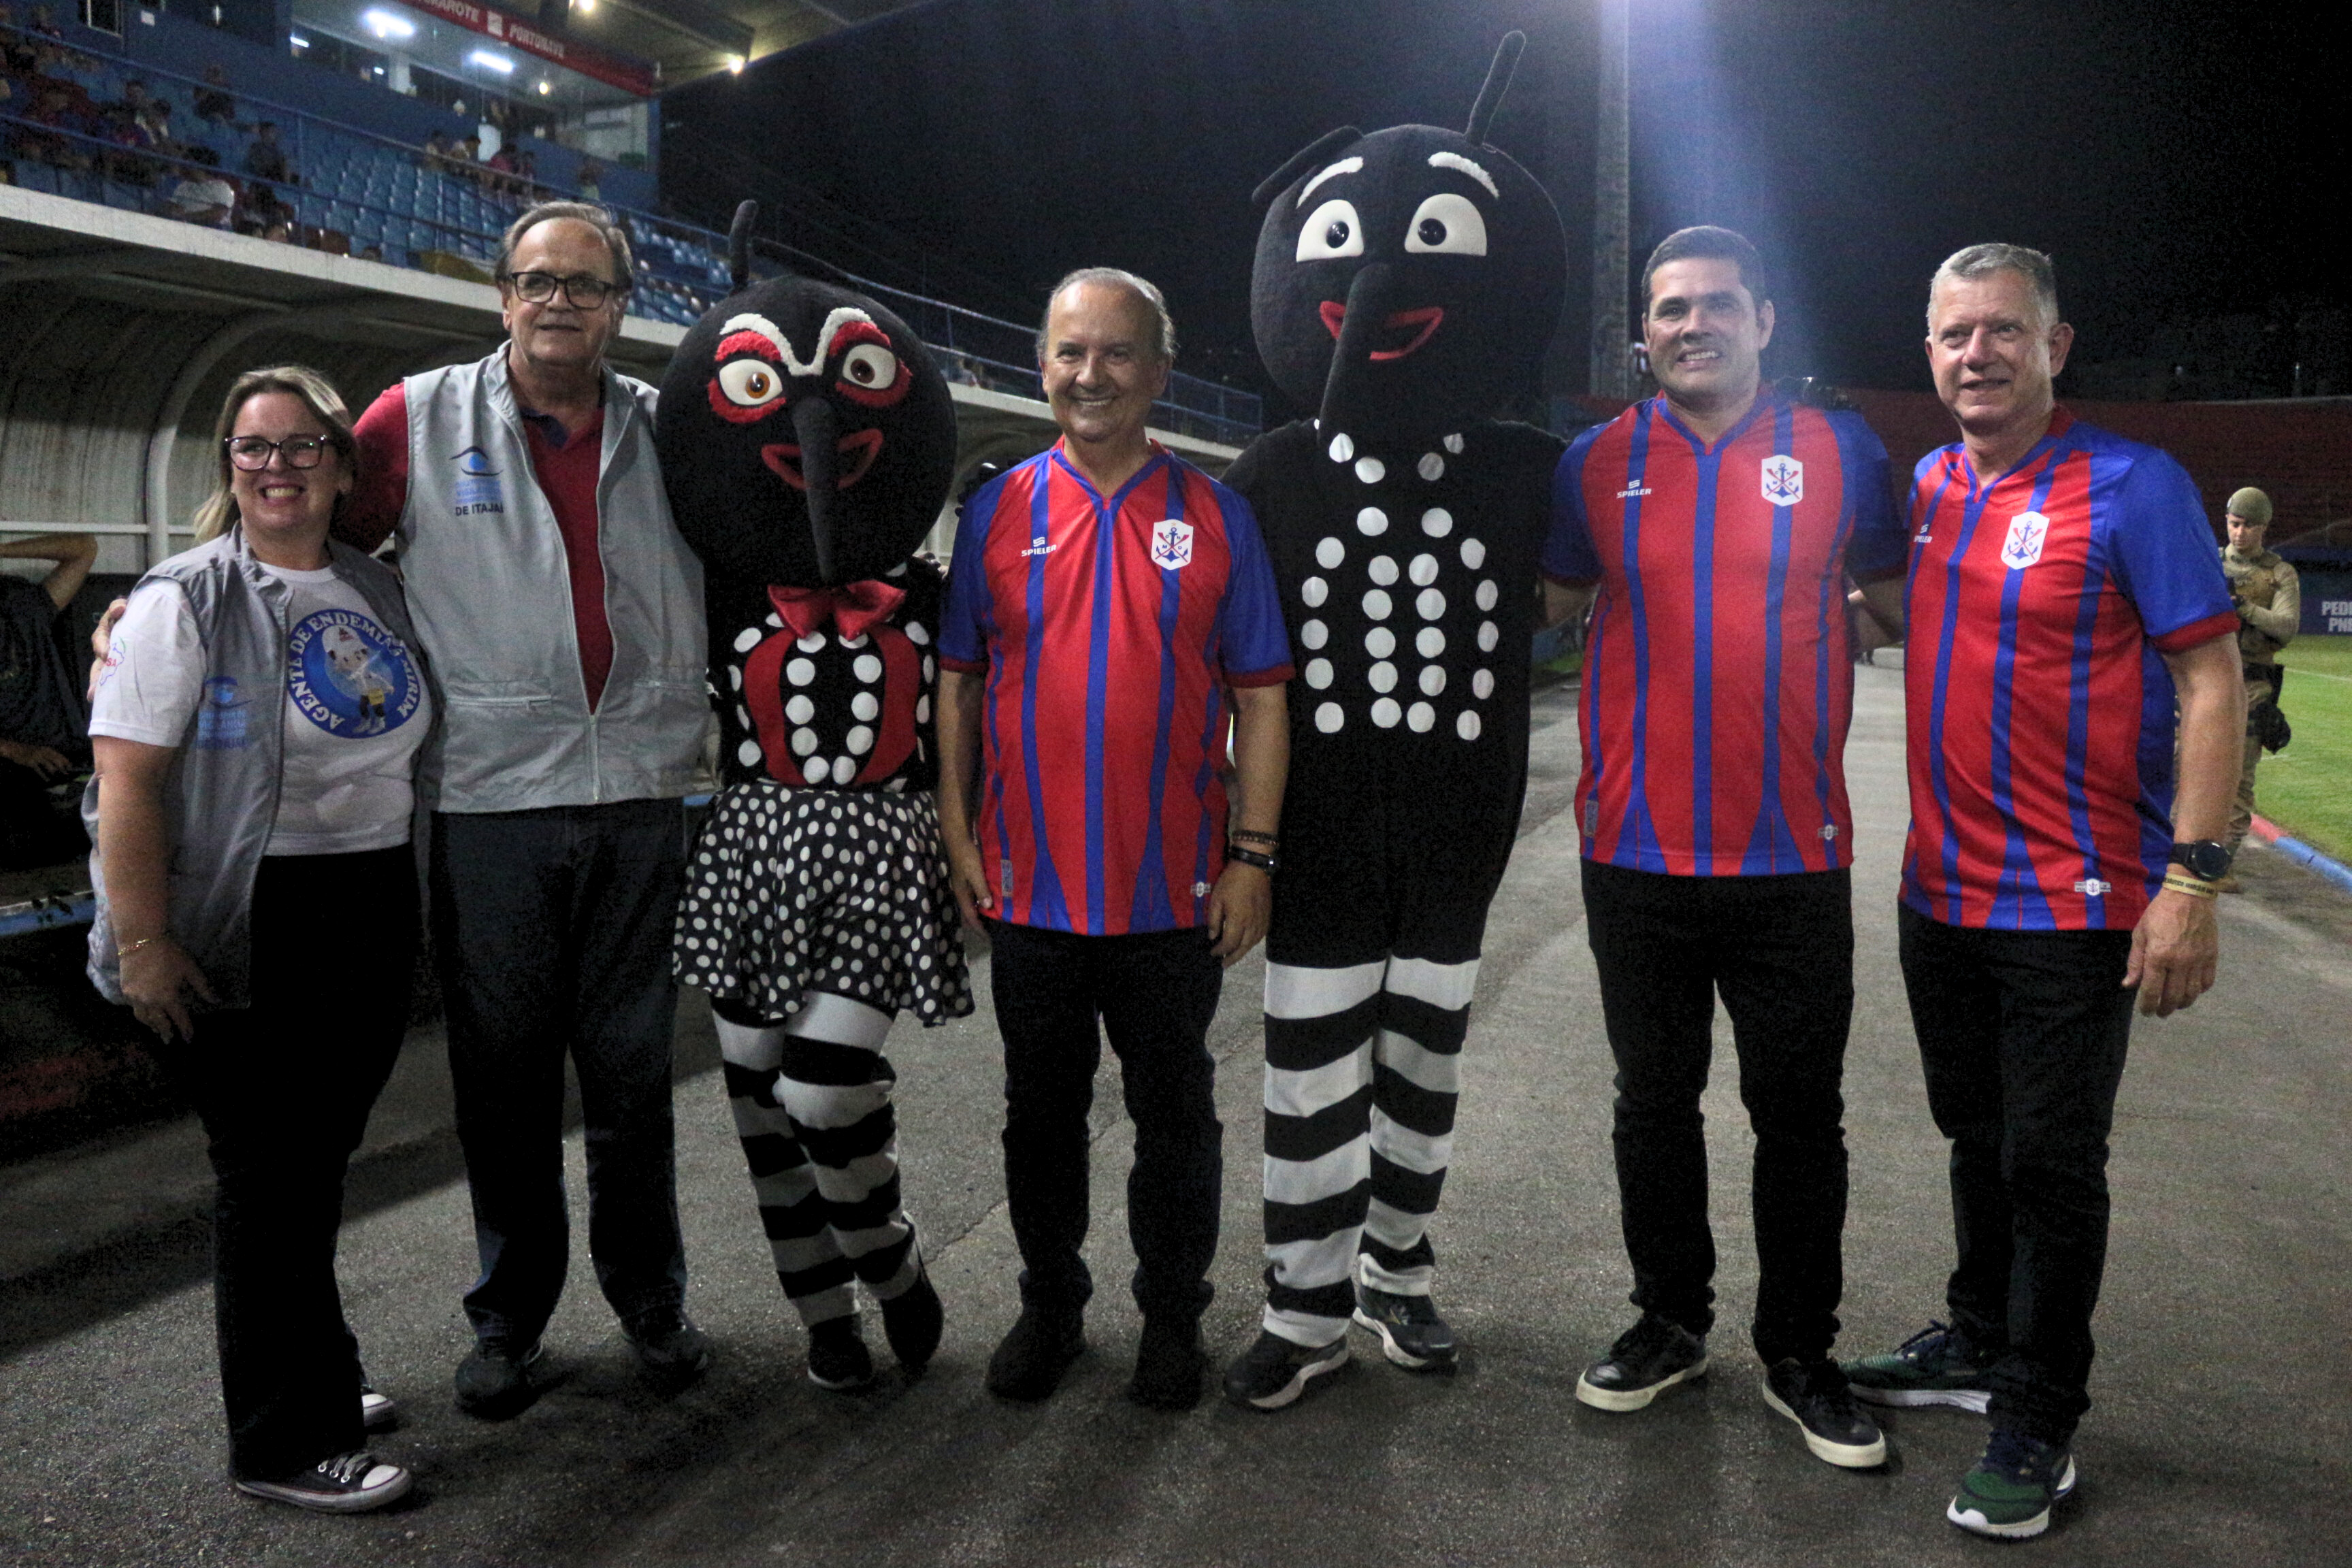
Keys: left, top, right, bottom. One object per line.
{"left": 1761, "top": 453, "right": 1803, "bottom": 506}
{"left": 1150, "top": 519, "right": 1194, "bottom": 570}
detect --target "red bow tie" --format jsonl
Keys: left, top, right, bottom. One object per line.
{"left": 767, "top": 581, "right": 906, "bottom": 642}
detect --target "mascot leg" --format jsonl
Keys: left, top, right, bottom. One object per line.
{"left": 1360, "top": 956, "right": 1475, "bottom": 1299}
{"left": 1259, "top": 959, "right": 1385, "bottom": 1348}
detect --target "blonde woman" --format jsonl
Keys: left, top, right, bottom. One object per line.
{"left": 87, "top": 366, "right": 432, "bottom": 1513}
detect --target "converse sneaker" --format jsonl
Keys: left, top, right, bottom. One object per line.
{"left": 234, "top": 1451, "right": 412, "bottom": 1514}
{"left": 1352, "top": 1282, "right": 1458, "bottom": 1372}
{"left": 1222, "top": 1329, "right": 1350, "bottom": 1411}
{"left": 453, "top": 1340, "right": 549, "bottom": 1420}
{"left": 1948, "top": 1429, "right": 2078, "bottom": 1539}
{"left": 359, "top": 1375, "right": 396, "bottom": 1433}
{"left": 1761, "top": 1357, "right": 1887, "bottom": 1468}
{"left": 806, "top": 1317, "right": 876, "bottom": 1391}
{"left": 1574, "top": 1313, "right": 1708, "bottom": 1411}
{"left": 1842, "top": 1320, "right": 1993, "bottom": 1413}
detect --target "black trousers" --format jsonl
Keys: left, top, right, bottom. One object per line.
{"left": 1581, "top": 861, "right": 1855, "bottom": 1364}
{"left": 154, "top": 847, "right": 416, "bottom": 1482}
{"left": 985, "top": 919, "right": 1225, "bottom": 1323}
{"left": 1898, "top": 905, "right": 2136, "bottom": 1446}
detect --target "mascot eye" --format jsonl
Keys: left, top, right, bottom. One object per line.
{"left": 716, "top": 359, "right": 785, "bottom": 408}
{"left": 1295, "top": 199, "right": 1366, "bottom": 262}
{"left": 840, "top": 344, "right": 899, "bottom": 391}
{"left": 1403, "top": 193, "right": 1488, "bottom": 257}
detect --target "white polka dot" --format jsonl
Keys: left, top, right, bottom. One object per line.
{"left": 728, "top": 665, "right": 744, "bottom": 692}
{"left": 1315, "top": 702, "right": 1345, "bottom": 734}
{"left": 1362, "top": 589, "right": 1393, "bottom": 620}
{"left": 1416, "top": 626, "right": 1446, "bottom": 657}
{"left": 1328, "top": 431, "right": 1354, "bottom": 463}
{"left": 1365, "top": 626, "right": 1396, "bottom": 658}
{"left": 1303, "top": 576, "right": 1329, "bottom": 608}
{"left": 1409, "top": 553, "right": 1439, "bottom": 587}
{"left": 733, "top": 627, "right": 762, "bottom": 653}
{"left": 1371, "top": 697, "right": 1402, "bottom": 728}
{"left": 1443, "top": 432, "right": 1465, "bottom": 454}
{"left": 797, "top": 632, "right": 826, "bottom": 653}
{"left": 791, "top": 727, "right": 820, "bottom": 756}
{"left": 1407, "top": 701, "right": 1435, "bottom": 732}
{"left": 853, "top": 654, "right": 884, "bottom": 683}
{"left": 922, "top": 655, "right": 935, "bottom": 681}
{"left": 1356, "top": 507, "right": 1388, "bottom": 537}
{"left": 1416, "top": 587, "right": 1446, "bottom": 620}
{"left": 906, "top": 622, "right": 930, "bottom": 645}
{"left": 1421, "top": 508, "right": 1452, "bottom": 538}
{"left": 1305, "top": 657, "right": 1334, "bottom": 689}
{"left": 1473, "top": 668, "right": 1495, "bottom": 699}
{"left": 1365, "top": 661, "right": 1397, "bottom": 693}
{"left": 1369, "top": 555, "right": 1399, "bottom": 586}
{"left": 1300, "top": 618, "right": 1328, "bottom": 650}
{"left": 831, "top": 756, "right": 858, "bottom": 784}
{"left": 1478, "top": 620, "right": 1500, "bottom": 651}
{"left": 847, "top": 725, "right": 875, "bottom": 755}
{"left": 736, "top": 738, "right": 762, "bottom": 765}
{"left": 1418, "top": 453, "right": 1445, "bottom": 482}
{"left": 1420, "top": 665, "right": 1447, "bottom": 696}
{"left": 915, "top": 694, "right": 932, "bottom": 723}
{"left": 786, "top": 695, "right": 815, "bottom": 723}
{"left": 1315, "top": 536, "right": 1345, "bottom": 570}
{"left": 735, "top": 704, "right": 753, "bottom": 729}
{"left": 1457, "top": 709, "right": 1482, "bottom": 741}
{"left": 1475, "top": 579, "right": 1500, "bottom": 612}
{"left": 786, "top": 657, "right": 816, "bottom": 686}
{"left": 851, "top": 691, "right": 880, "bottom": 721}
{"left": 1355, "top": 456, "right": 1386, "bottom": 485}
{"left": 1460, "top": 538, "right": 1486, "bottom": 570}
{"left": 765, "top": 612, "right": 784, "bottom": 629}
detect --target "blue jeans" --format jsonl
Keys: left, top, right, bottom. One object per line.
{"left": 433, "top": 800, "right": 689, "bottom": 1349}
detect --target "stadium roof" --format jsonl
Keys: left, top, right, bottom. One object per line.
{"left": 558, "top": 0, "right": 929, "bottom": 88}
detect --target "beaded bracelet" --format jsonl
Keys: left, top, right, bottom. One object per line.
{"left": 1229, "top": 829, "right": 1279, "bottom": 847}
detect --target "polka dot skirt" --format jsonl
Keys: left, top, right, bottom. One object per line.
{"left": 675, "top": 780, "right": 973, "bottom": 1026}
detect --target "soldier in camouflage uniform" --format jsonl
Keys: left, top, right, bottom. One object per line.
{"left": 2219, "top": 487, "right": 2300, "bottom": 875}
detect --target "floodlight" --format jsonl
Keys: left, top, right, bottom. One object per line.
{"left": 361, "top": 8, "right": 415, "bottom": 40}
{"left": 470, "top": 50, "right": 517, "bottom": 75}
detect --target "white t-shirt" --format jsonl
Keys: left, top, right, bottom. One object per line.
{"left": 91, "top": 562, "right": 432, "bottom": 855}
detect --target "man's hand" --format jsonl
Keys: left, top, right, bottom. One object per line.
{"left": 0, "top": 739, "right": 74, "bottom": 778}
{"left": 87, "top": 595, "right": 127, "bottom": 701}
{"left": 1205, "top": 860, "right": 1271, "bottom": 966}
{"left": 119, "top": 934, "right": 217, "bottom": 1043}
{"left": 943, "top": 833, "right": 994, "bottom": 930}
{"left": 2123, "top": 887, "right": 2219, "bottom": 1017}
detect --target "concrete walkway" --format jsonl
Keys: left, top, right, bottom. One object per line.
{"left": 3, "top": 664, "right": 2348, "bottom": 1567}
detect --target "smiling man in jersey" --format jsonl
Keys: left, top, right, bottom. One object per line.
{"left": 936, "top": 269, "right": 1292, "bottom": 1411}
{"left": 1840, "top": 244, "right": 2241, "bottom": 1541}
{"left": 1541, "top": 226, "right": 1909, "bottom": 1470}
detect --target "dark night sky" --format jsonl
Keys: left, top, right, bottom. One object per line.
{"left": 664, "top": 0, "right": 2345, "bottom": 413}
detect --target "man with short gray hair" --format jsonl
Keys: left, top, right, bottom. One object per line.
{"left": 343, "top": 200, "right": 713, "bottom": 1418}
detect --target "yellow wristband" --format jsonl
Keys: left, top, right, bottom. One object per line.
{"left": 2160, "top": 872, "right": 2219, "bottom": 900}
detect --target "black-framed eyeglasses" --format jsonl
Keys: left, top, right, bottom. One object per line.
{"left": 503, "top": 270, "right": 625, "bottom": 308}
{"left": 225, "top": 435, "right": 333, "bottom": 470}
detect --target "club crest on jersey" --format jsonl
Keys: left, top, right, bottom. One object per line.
{"left": 2002, "top": 511, "right": 2049, "bottom": 570}
{"left": 1760, "top": 454, "right": 1803, "bottom": 506}
{"left": 1150, "top": 519, "right": 1194, "bottom": 570}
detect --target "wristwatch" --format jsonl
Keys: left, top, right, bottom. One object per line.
{"left": 2168, "top": 840, "right": 2233, "bottom": 881}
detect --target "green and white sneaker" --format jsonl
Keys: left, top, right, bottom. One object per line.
{"left": 1842, "top": 1320, "right": 1993, "bottom": 1413}
{"left": 1948, "top": 1429, "right": 2077, "bottom": 1539}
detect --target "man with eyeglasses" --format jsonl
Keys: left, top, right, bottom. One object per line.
{"left": 342, "top": 200, "right": 713, "bottom": 1420}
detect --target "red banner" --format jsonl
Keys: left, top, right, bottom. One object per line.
{"left": 400, "top": 0, "right": 658, "bottom": 98}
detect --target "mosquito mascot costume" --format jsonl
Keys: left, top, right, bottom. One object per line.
{"left": 1220, "top": 35, "right": 1570, "bottom": 1407}
{"left": 657, "top": 204, "right": 969, "bottom": 1390}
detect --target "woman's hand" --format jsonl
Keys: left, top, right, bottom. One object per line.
{"left": 119, "top": 935, "right": 216, "bottom": 1043}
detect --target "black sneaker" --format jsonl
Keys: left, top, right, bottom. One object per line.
{"left": 985, "top": 1305, "right": 1084, "bottom": 1401}
{"left": 1221, "top": 1329, "right": 1351, "bottom": 1411}
{"left": 627, "top": 1309, "right": 713, "bottom": 1393}
{"left": 359, "top": 1373, "right": 397, "bottom": 1433}
{"left": 1947, "top": 1428, "right": 2078, "bottom": 1539}
{"left": 453, "top": 1340, "right": 549, "bottom": 1420}
{"left": 1128, "top": 1318, "right": 1207, "bottom": 1411}
{"left": 879, "top": 1267, "right": 945, "bottom": 1374}
{"left": 1761, "top": 1358, "right": 1888, "bottom": 1469}
{"left": 1352, "top": 1281, "right": 1458, "bottom": 1372}
{"left": 1842, "top": 1320, "right": 1994, "bottom": 1414}
{"left": 807, "top": 1317, "right": 877, "bottom": 1391}
{"left": 234, "top": 1451, "right": 412, "bottom": 1514}
{"left": 1574, "top": 1313, "right": 1708, "bottom": 1411}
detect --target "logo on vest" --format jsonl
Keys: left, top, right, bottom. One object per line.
{"left": 1761, "top": 454, "right": 1803, "bottom": 506}
{"left": 2002, "top": 512, "right": 2048, "bottom": 570}
{"left": 453, "top": 446, "right": 506, "bottom": 515}
{"left": 1150, "top": 520, "right": 1194, "bottom": 570}
{"left": 289, "top": 610, "right": 422, "bottom": 738}
{"left": 193, "top": 675, "right": 252, "bottom": 750}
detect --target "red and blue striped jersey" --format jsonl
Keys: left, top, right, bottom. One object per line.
{"left": 1542, "top": 392, "right": 1908, "bottom": 877}
{"left": 938, "top": 442, "right": 1293, "bottom": 936}
{"left": 1901, "top": 411, "right": 2236, "bottom": 931}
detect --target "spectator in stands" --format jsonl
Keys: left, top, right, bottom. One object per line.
{"left": 0, "top": 529, "right": 95, "bottom": 871}
{"left": 22, "top": 80, "right": 94, "bottom": 172}
{"left": 193, "top": 63, "right": 235, "bottom": 126}
{"left": 167, "top": 145, "right": 235, "bottom": 228}
{"left": 243, "top": 120, "right": 293, "bottom": 186}
{"left": 456, "top": 133, "right": 483, "bottom": 186}
{"left": 420, "top": 128, "right": 452, "bottom": 173}
{"left": 97, "top": 103, "right": 157, "bottom": 186}
{"left": 242, "top": 181, "right": 295, "bottom": 238}
{"left": 574, "top": 158, "right": 600, "bottom": 201}
{"left": 86, "top": 365, "right": 426, "bottom": 1514}
{"left": 512, "top": 148, "right": 537, "bottom": 199}
{"left": 340, "top": 201, "right": 712, "bottom": 1420}
{"left": 483, "top": 143, "right": 517, "bottom": 196}
{"left": 135, "top": 97, "right": 176, "bottom": 156}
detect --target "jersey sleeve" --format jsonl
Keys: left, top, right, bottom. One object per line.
{"left": 936, "top": 474, "right": 1004, "bottom": 674}
{"left": 1540, "top": 431, "right": 1603, "bottom": 585}
{"left": 2106, "top": 450, "right": 2236, "bottom": 651}
{"left": 337, "top": 381, "right": 410, "bottom": 553}
{"left": 1833, "top": 411, "right": 1908, "bottom": 581}
{"left": 88, "top": 580, "right": 206, "bottom": 749}
{"left": 1211, "top": 488, "right": 1294, "bottom": 686}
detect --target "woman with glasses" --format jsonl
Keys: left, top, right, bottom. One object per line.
{"left": 86, "top": 366, "right": 432, "bottom": 1513}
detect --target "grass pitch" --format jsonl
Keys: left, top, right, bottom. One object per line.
{"left": 2261, "top": 635, "right": 2352, "bottom": 862}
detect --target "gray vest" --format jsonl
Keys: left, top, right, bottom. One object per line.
{"left": 396, "top": 350, "right": 708, "bottom": 813}
{"left": 84, "top": 529, "right": 426, "bottom": 1009}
